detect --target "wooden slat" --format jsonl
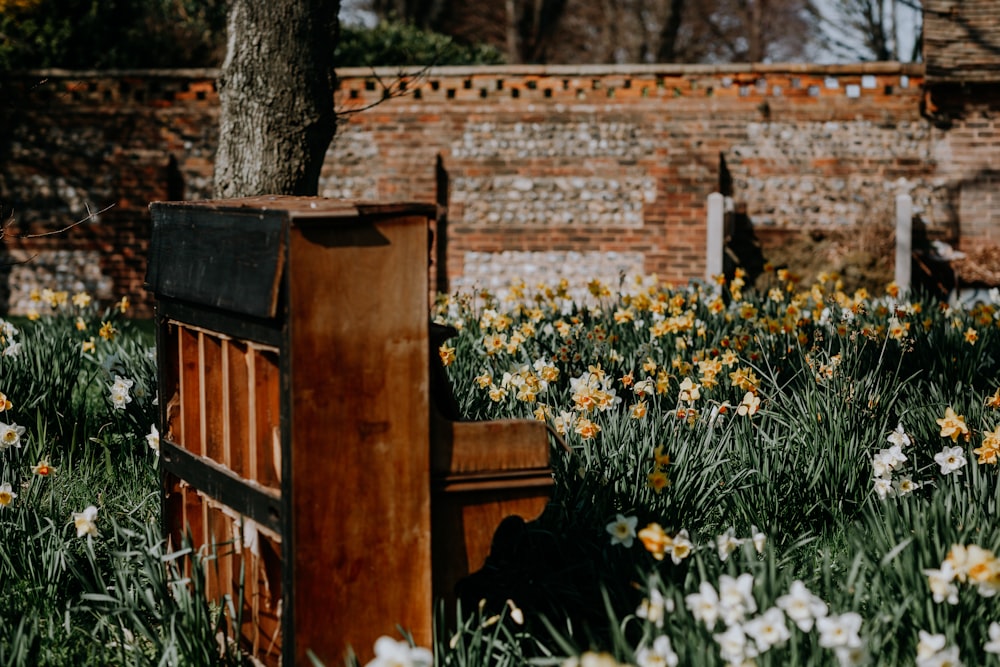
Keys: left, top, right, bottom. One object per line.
{"left": 179, "top": 327, "right": 201, "bottom": 454}
{"left": 159, "top": 321, "right": 182, "bottom": 445}
{"left": 252, "top": 348, "right": 281, "bottom": 490}
{"left": 203, "top": 334, "right": 224, "bottom": 464}
{"left": 226, "top": 340, "right": 250, "bottom": 479}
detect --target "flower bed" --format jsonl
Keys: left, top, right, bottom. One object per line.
{"left": 426, "top": 271, "right": 1000, "bottom": 667}
{"left": 1, "top": 273, "right": 998, "bottom": 666}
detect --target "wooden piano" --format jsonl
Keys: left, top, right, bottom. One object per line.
{"left": 145, "top": 196, "right": 553, "bottom": 666}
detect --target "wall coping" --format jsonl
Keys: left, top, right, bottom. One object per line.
{"left": 11, "top": 61, "right": 925, "bottom": 81}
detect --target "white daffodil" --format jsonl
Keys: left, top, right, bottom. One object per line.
{"left": 146, "top": 423, "right": 160, "bottom": 456}
{"left": 984, "top": 622, "right": 1000, "bottom": 654}
{"left": 685, "top": 580, "right": 721, "bottom": 629}
{"left": 924, "top": 562, "right": 959, "bottom": 605}
{"left": 636, "top": 587, "right": 671, "bottom": 628}
{"left": 0, "top": 421, "right": 25, "bottom": 450}
{"left": 776, "top": 580, "right": 828, "bottom": 632}
{"left": 716, "top": 527, "right": 743, "bottom": 562}
{"left": 915, "top": 635, "right": 962, "bottom": 667}
{"left": 606, "top": 513, "right": 638, "bottom": 548}
{"left": 874, "top": 476, "right": 893, "bottom": 500}
{"left": 714, "top": 623, "right": 754, "bottom": 665}
{"left": 364, "top": 636, "right": 432, "bottom": 667}
{"left": 718, "top": 573, "right": 757, "bottom": 626}
{"left": 834, "top": 645, "right": 870, "bottom": 667}
{"left": 816, "top": 612, "right": 863, "bottom": 649}
{"left": 916, "top": 631, "right": 947, "bottom": 660}
{"left": 887, "top": 423, "right": 911, "bottom": 448}
{"left": 743, "top": 607, "right": 790, "bottom": 653}
{"left": 934, "top": 445, "right": 967, "bottom": 475}
{"left": 109, "top": 375, "right": 134, "bottom": 410}
{"left": 635, "top": 635, "right": 679, "bottom": 667}
{"left": 896, "top": 476, "right": 920, "bottom": 496}
{"left": 73, "top": 505, "right": 99, "bottom": 537}
{"left": 668, "top": 529, "right": 693, "bottom": 564}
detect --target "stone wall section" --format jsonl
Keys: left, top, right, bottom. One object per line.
{"left": 1, "top": 61, "right": 998, "bottom": 314}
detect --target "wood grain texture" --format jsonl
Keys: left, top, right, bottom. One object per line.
{"left": 287, "top": 214, "right": 432, "bottom": 665}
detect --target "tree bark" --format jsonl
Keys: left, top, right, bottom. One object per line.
{"left": 213, "top": 0, "right": 340, "bottom": 198}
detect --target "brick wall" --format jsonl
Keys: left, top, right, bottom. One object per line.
{"left": 0, "top": 60, "right": 998, "bottom": 315}
{"left": 924, "top": 0, "right": 1000, "bottom": 83}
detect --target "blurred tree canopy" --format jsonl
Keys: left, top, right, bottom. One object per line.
{"left": 0, "top": 0, "right": 503, "bottom": 70}
{"left": 366, "top": 0, "right": 822, "bottom": 64}
{"left": 0, "top": 0, "right": 229, "bottom": 69}
{"left": 336, "top": 20, "right": 505, "bottom": 66}
{"left": 0, "top": 0, "right": 920, "bottom": 72}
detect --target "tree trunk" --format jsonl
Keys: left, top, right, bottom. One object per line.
{"left": 656, "top": 0, "right": 685, "bottom": 62}
{"left": 213, "top": 0, "right": 340, "bottom": 198}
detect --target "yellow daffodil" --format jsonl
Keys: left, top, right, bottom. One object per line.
{"left": 72, "top": 291, "right": 92, "bottom": 308}
{"left": 630, "top": 401, "right": 647, "bottom": 419}
{"left": 487, "top": 385, "right": 507, "bottom": 402}
{"left": 638, "top": 523, "right": 671, "bottom": 560}
{"left": 964, "top": 328, "right": 978, "bottom": 345}
{"left": 82, "top": 338, "right": 96, "bottom": 353}
{"left": 438, "top": 344, "right": 456, "bottom": 366}
{"left": 648, "top": 470, "right": 670, "bottom": 494}
{"left": 974, "top": 425, "right": 1000, "bottom": 465}
{"left": 117, "top": 296, "right": 130, "bottom": 314}
{"left": 986, "top": 388, "right": 1000, "bottom": 409}
{"left": 729, "top": 367, "right": 760, "bottom": 392}
{"left": 0, "top": 392, "right": 11, "bottom": 412}
{"left": 32, "top": 459, "right": 54, "bottom": 476}
{"left": 98, "top": 321, "right": 117, "bottom": 341}
{"left": 653, "top": 445, "right": 671, "bottom": 468}
{"left": 936, "top": 407, "right": 969, "bottom": 442}
{"left": 574, "top": 417, "right": 601, "bottom": 440}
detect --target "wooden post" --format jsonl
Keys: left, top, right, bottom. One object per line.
{"left": 895, "top": 193, "right": 913, "bottom": 294}
{"left": 706, "top": 192, "right": 725, "bottom": 283}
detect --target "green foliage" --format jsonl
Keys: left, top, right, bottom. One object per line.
{"left": 0, "top": 0, "right": 227, "bottom": 70}
{"left": 336, "top": 20, "right": 505, "bottom": 67}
